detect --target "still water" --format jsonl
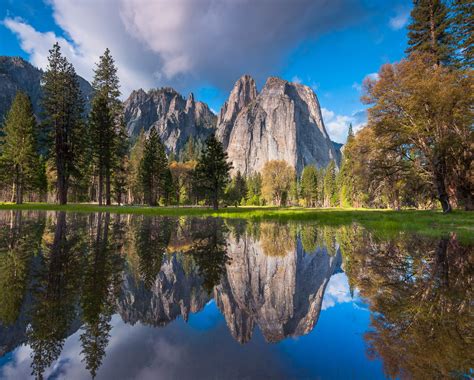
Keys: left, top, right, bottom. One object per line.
{"left": 0, "top": 211, "right": 471, "bottom": 379}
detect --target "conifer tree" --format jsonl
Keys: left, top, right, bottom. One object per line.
{"left": 139, "top": 129, "right": 168, "bottom": 206}
{"left": 194, "top": 134, "right": 232, "bottom": 210}
{"left": 90, "top": 49, "right": 125, "bottom": 205}
{"left": 452, "top": 0, "right": 473, "bottom": 68}
{"left": 41, "top": 43, "right": 85, "bottom": 204}
{"left": 323, "top": 160, "right": 337, "bottom": 207}
{"left": 406, "top": 0, "right": 454, "bottom": 65}
{"left": 128, "top": 130, "right": 146, "bottom": 204}
{"left": 1, "top": 92, "right": 45, "bottom": 203}
{"left": 301, "top": 165, "right": 319, "bottom": 207}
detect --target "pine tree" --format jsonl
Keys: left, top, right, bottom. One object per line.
{"left": 194, "top": 134, "right": 232, "bottom": 210}
{"left": 112, "top": 116, "right": 129, "bottom": 205}
{"left": 323, "top": 160, "right": 337, "bottom": 207}
{"left": 90, "top": 49, "right": 125, "bottom": 205}
{"left": 41, "top": 43, "right": 85, "bottom": 204}
{"left": 89, "top": 95, "right": 113, "bottom": 205}
{"left": 1, "top": 92, "right": 45, "bottom": 203}
{"left": 406, "top": 0, "right": 454, "bottom": 65}
{"left": 139, "top": 129, "right": 168, "bottom": 206}
{"left": 128, "top": 130, "right": 146, "bottom": 204}
{"left": 301, "top": 165, "right": 319, "bottom": 207}
{"left": 452, "top": 0, "right": 473, "bottom": 68}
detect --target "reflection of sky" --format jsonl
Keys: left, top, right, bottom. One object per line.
{"left": 0, "top": 273, "right": 385, "bottom": 380}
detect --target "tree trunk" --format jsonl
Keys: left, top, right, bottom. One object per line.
{"left": 212, "top": 191, "right": 218, "bottom": 210}
{"left": 105, "top": 169, "right": 111, "bottom": 206}
{"left": 98, "top": 170, "right": 103, "bottom": 206}
{"left": 16, "top": 178, "right": 23, "bottom": 205}
{"left": 433, "top": 157, "right": 451, "bottom": 213}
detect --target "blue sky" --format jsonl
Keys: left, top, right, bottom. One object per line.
{"left": 0, "top": 0, "right": 412, "bottom": 143}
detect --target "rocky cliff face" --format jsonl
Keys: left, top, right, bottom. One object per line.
{"left": 123, "top": 88, "right": 216, "bottom": 154}
{"left": 117, "top": 254, "right": 210, "bottom": 327}
{"left": 217, "top": 75, "right": 339, "bottom": 175}
{"left": 0, "top": 56, "right": 92, "bottom": 121}
{"left": 215, "top": 75, "right": 257, "bottom": 149}
{"left": 214, "top": 232, "right": 341, "bottom": 343}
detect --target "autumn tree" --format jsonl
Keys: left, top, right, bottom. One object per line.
{"left": 363, "top": 53, "right": 473, "bottom": 212}
{"left": 1, "top": 92, "right": 45, "bottom": 203}
{"left": 261, "top": 160, "right": 295, "bottom": 206}
{"left": 194, "top": 134, "right": 232, "bottom": 210}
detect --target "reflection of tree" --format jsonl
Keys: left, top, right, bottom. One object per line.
{"left": 80, "top": 213, "right": 124, "bottom": 379}
{"left": 260, "top": 222, "right": 295, "bottom": 257}
{"left": 344, "top": 230, "right": 473, "bottom": 379}
{"left": 188, "top": 218, "right": 229, "bottom": 292}
{"left": 28, "top": 212, "right": 86, "bottom": 380}
{"left": 129, "top": 216, "right": 173, "bottom": 289}
{"left": 0, "top": 211, "right": 44, "bottom": 325}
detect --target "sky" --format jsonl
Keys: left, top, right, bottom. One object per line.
{"left": 0, "top": 0, "right": 412, "bottom": 143}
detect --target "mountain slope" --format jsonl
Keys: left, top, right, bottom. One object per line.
{"left": 0, "top": 56, "right": 93, "bottom": 122}
{"left": 216, "top": 75, "right": 339, "bottom": 175}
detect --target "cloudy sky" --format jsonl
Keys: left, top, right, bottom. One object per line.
{"left": 1, "top": 0, "right": 411, "bottom": 143}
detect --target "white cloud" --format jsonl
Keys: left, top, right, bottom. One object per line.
{"left": 321, "top": 107, "right": 366, "bottom": 143}
{"left": 352, "top": 72, "right": 379, "bottom": 94}
{"left": 389, "top": 7, "right": 410, "bottom": 30}
{"left": 3, "top": 0, "right": 366, "bottom": 98}
{"left": 322, "top": 273, "right": 354, "bottom": 310}
{"left": 291, "top": 75, "right": 302, "bottom": 84}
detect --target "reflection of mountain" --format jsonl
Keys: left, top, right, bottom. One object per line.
{"left": 214, "top": 234, "right": 341, "bottom": 343}
{"left": 117, "top": 254, "right": 210, "bottom": 327}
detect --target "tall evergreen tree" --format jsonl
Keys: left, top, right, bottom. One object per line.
{"left": 90, "top": 49, "right": 125, "bottom": 205}
{"left": 406, "top": 0, "right": 454, "bottom": 65}
{"left": 128, "top": 130, "right": 146, "bottom": 204}
{"left": 139, "top": 128, "right": 168, "bottom": 206}
{"left": 301, "top": 165, "right": 319, "bottom": 207}
{"left": 452, "top": 0, "right": 473, "bottom": 68}
{"left": 323, "top": 160, "right": 337, "bottom": 207}
{"left": 41, "top": 43, "right": 85, "bottom": 204}
{"left": 89, "top": 95, "right": 114, "bottom": 205}
{"left": 1, "top": 92, "right": 45, "bottom": 203}
{"left": 194, "top": 134, "right": 232, "bottom": 210}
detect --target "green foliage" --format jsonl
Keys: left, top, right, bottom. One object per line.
{"left": 225, "top": 170, "right": 247, "bottom": 206}
{"left": 41, "top": 43, "right": 86, "bottom": 204}
{"left": 139, "top": 128, "right": 168, "bottom": 206}
{"left": 1, "top": 91, "right": 45, "bottom": 203}
{"left": 245, "top": 172, "right": 263, "bottom": 205}
{"left": 323, "top": 160, "right": 337, "bottom": 207}
{"left": 301, "top": 165, "right": 319, "bottom": 207}
{"left": 451, "top": 0, "right": 474, "bottom": 68}
{"left": 261, "top": 160, "right": 295, "bottom": 206}
{"left": 194, "top": 134, "right": 232, "bottom": 210}
{"left": 90, "top": 49, "right": 126, "bottom": 205}
{"left": 407, "top": 0, "right": 454, "bottom": 65}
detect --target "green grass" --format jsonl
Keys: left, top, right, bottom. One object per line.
{"left": 0, "top": 202, "right": 472, "bottom": 241}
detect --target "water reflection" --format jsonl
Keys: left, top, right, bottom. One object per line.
{"left": 0, "top": 211, "right": 471, "bottom": 379}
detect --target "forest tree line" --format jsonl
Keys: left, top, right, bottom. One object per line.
{"left": 0, "top": 0, "right": 472, "bottom": 212}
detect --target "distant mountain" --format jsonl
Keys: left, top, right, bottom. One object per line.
{"left": 1, "top": 55, "right": 342, "bottom": 172}
{"left": 0, "top": 56, "right": 93, "bottom": 122}
{"left": 123, "top": 88, "right": 216, "bottom": 154}
{"left": 216, "top": 75, "right": 340, "bottom": 175}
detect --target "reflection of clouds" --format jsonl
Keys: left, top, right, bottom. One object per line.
{"left": 322, "top": 273, "right": 357, "bottom": 310}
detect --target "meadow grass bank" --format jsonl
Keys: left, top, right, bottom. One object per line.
{"left": 0, "top": 203, "right": 472, "bottom": 241}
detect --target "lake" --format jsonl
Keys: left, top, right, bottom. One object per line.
{"left": 0, "top": 211, "right": 471, "bottom": 379}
